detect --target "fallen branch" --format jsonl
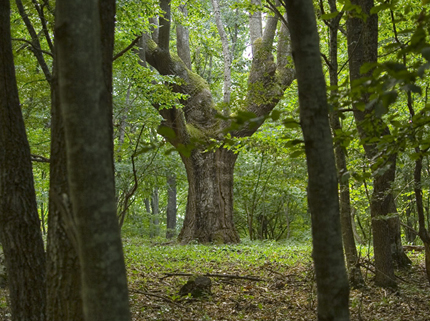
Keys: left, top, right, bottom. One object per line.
{"left": 130, "top": 289, "right": 183, "bottom": 308}
{"left": 161, "top": 272, "right": 265, "bottom": 282}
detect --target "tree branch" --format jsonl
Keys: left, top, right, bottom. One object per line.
{"left": 12, "top": 38, "right": 53, "bottom": 57}
{"left": 113, "top": 35, "right": 141, "bottom": 61}
{"left": 15, "top": 0, "right": 52, "bottom": 84}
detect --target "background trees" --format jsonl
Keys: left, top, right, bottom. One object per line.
{"left": 4, "top": 2, "right": 430, "bottom": 320}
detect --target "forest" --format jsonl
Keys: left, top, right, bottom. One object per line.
{"left": 1, "top": 0, "right": 430, "bottom": 320}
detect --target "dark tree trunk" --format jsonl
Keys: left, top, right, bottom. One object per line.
{"left": 166, "top": 173, "right": 177, "bottom": 239}
{"left": 284, "top": 0, "right": 350, "bottom": 320}
{"left": 326, "top": 0, "right": 364, "bottom": 288}
{"left": 346, "top": 0, "right": 408, "bottom": 287}
{"left": 178, "top": 148, "right": 240, "bottom": 244}
{"left": 0, "top": 1, "right": 46, "bottom": 319}
{"left": 46, "top": 44, "right": 83, "bottom": 321}
{"left": 55, "top": 0, "right": 131, "bottom": 319}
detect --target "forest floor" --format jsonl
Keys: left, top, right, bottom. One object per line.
{"left": 0, "top": 239, "right": 429, "bottom": 320}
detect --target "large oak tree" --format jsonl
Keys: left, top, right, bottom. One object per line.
{"left": 142, "top": 0, "right": 295, "bottom": 244}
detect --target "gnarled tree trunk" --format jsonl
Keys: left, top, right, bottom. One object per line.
{"left": 179, "top": 148, "right": 239, "bottom": 243}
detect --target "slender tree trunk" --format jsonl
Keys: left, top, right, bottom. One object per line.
{"left": 151, "top": 187, "right": 160, "bottom": 237}
{"left": 327, "top": 0, "right": 364, "bottom": 288}
{"left": 166, "top": 174, "right": 177, "bottom": 239}
{"left": 46, "top": 43, "right": 83, "bottom": 321}
{"left": 0, "top": 1, "right": 46, "bottom": 319}
{"left": 55, "top": 0, "right": 131, "bottom": 319}
{"left": 284, "top": 0, "right": 350, "bottom": 319}
{"left": 178, "top": 148, "right": 240, "bottom": 244}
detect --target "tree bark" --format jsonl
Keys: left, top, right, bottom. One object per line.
{"left": 284, "top": 0, "right": 350, "bottom": 319}
{"left": 326, "top": 0, "right": 364, "bottom": 288}
{"left": 55, "top": 0, "right": 131, "bottom": 319}
{"left": 143, "top": 0, "right": 294, "bottom": 244}
{"left": 46, "top": 42, "right": 83, "bottom": 321}
{"left": 0, "top": 1, "right": 46, "bottom": 319}
{"left": 178, "top": 148, "right": 240, "bottom": 243}
{"left": 346, "top": 0, "right": 408, "bottom": 287}
{"left": 166, "top": 173, "right": 177, "bottom": 239}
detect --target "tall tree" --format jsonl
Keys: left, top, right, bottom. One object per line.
{"left": 13, "top": 1, "right": 84, "bottom": 318}
{"left": 324, "top": 0, "right": 364, "bottom": 287}
{"left": 143, "top": 0, "right": 295, "bottom": 243}
{"left": 0, "top": 0, "right": 46, "bottom": 319}
{"left": 283, "top": 0, "right": 350, "bottom": 319}
{"left": 55, "top": 0, "right": 131, "bottom": 319}
{"left": 346, "top": 0, "right": 409, "bottom": 287}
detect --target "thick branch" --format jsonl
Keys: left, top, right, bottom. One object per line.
{"left": 158, "top": 0, "right": 171, "bottom": 52}
{"left": 249, "top": 0, "right": 262, "bottom": 56}
{"left": 175, "top": 5, "right": 191, "bottom": 69}
{"left": 211, "top": 0, "right": 232, "bottom": 105}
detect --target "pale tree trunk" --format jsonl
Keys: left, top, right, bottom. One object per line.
{"left": 176, "top": 5, "right": 191, "bottom": 69}
{"left": 249, "top": 0, "right": 262, "bottom": 56}
{"left": 0, "top": 1, "right": 46, "bottom": 319}
{"left": 211, "top": 0, "right": 232, "bottom": 105}
{"left": 326, "top": 0, "right": 364, "bottom": 288}
{"left": 283, "top": 0, "right": 350, "bottom": 320}
{"left": 55, "top": 0, "right": 131, "bottom": 320}
{"left": 166, "top": 173, "right": 177, "bottom": 239}
{"left": 151, "top": 187, "right": 160, "bottom": 237}
{"left": 143, "top": 0, "right": 294, "bottom": 244}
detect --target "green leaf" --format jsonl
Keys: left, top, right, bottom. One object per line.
{"left": 321, "top": 11, "right": 340, "bottom": 20}
{"left": 271, "top": 110, "right": 281, "bottom": 121}
{"left": 370, "top": 3, "right": 391, "bottom": 14}
{"left": 157, "top": 126, "right": 176, "bottom": 139}
{"left": 289, "top": 150, "right": 304, "bottom": 158}
{"left": 401, "top": 84, "right": 422, "bottom": 95}
{"left": 283, "top": 118, "right": 300, "bottom": 128}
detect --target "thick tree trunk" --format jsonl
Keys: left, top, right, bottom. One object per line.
{"left": 0, "top": 1, "right": 46, "bottom": 319}
{"left": 166, "top": 174, "right": 177, "bottom": 239}
{"left": 347, "top": 0, "right": 408, "bottom": 287}
{"left": 284, "top": 0, "right": 350, "bottom": 320}
{"left": 55, "top": 0, "right": 131, "bottom": 319}
{"left": 46, "top": 47, "right": 83, "bottom": 321}
{"left": 178, "top": 148, "right": 240, "bottom": 244}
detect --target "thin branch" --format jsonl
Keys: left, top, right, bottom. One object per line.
{"left": 31, "top": 0, "right": 54, "bottom": 52}
{"left": 12, "top": 38, "right": 53, "bottom": 57}
{"left": 129, "top": 289, "right": 183, "bottom": 308}
{"left": 15, "top": 0, "right": 52, "bottom": 83}
{"left": 113, "top": 35, "right": 141, "bottom": 61}
{"left": 118, "top": 125, "right": 145, "bottom": 227}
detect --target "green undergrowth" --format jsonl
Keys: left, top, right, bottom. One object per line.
{"left": 123, "top": 237, "right": 313, "bottom": 276}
